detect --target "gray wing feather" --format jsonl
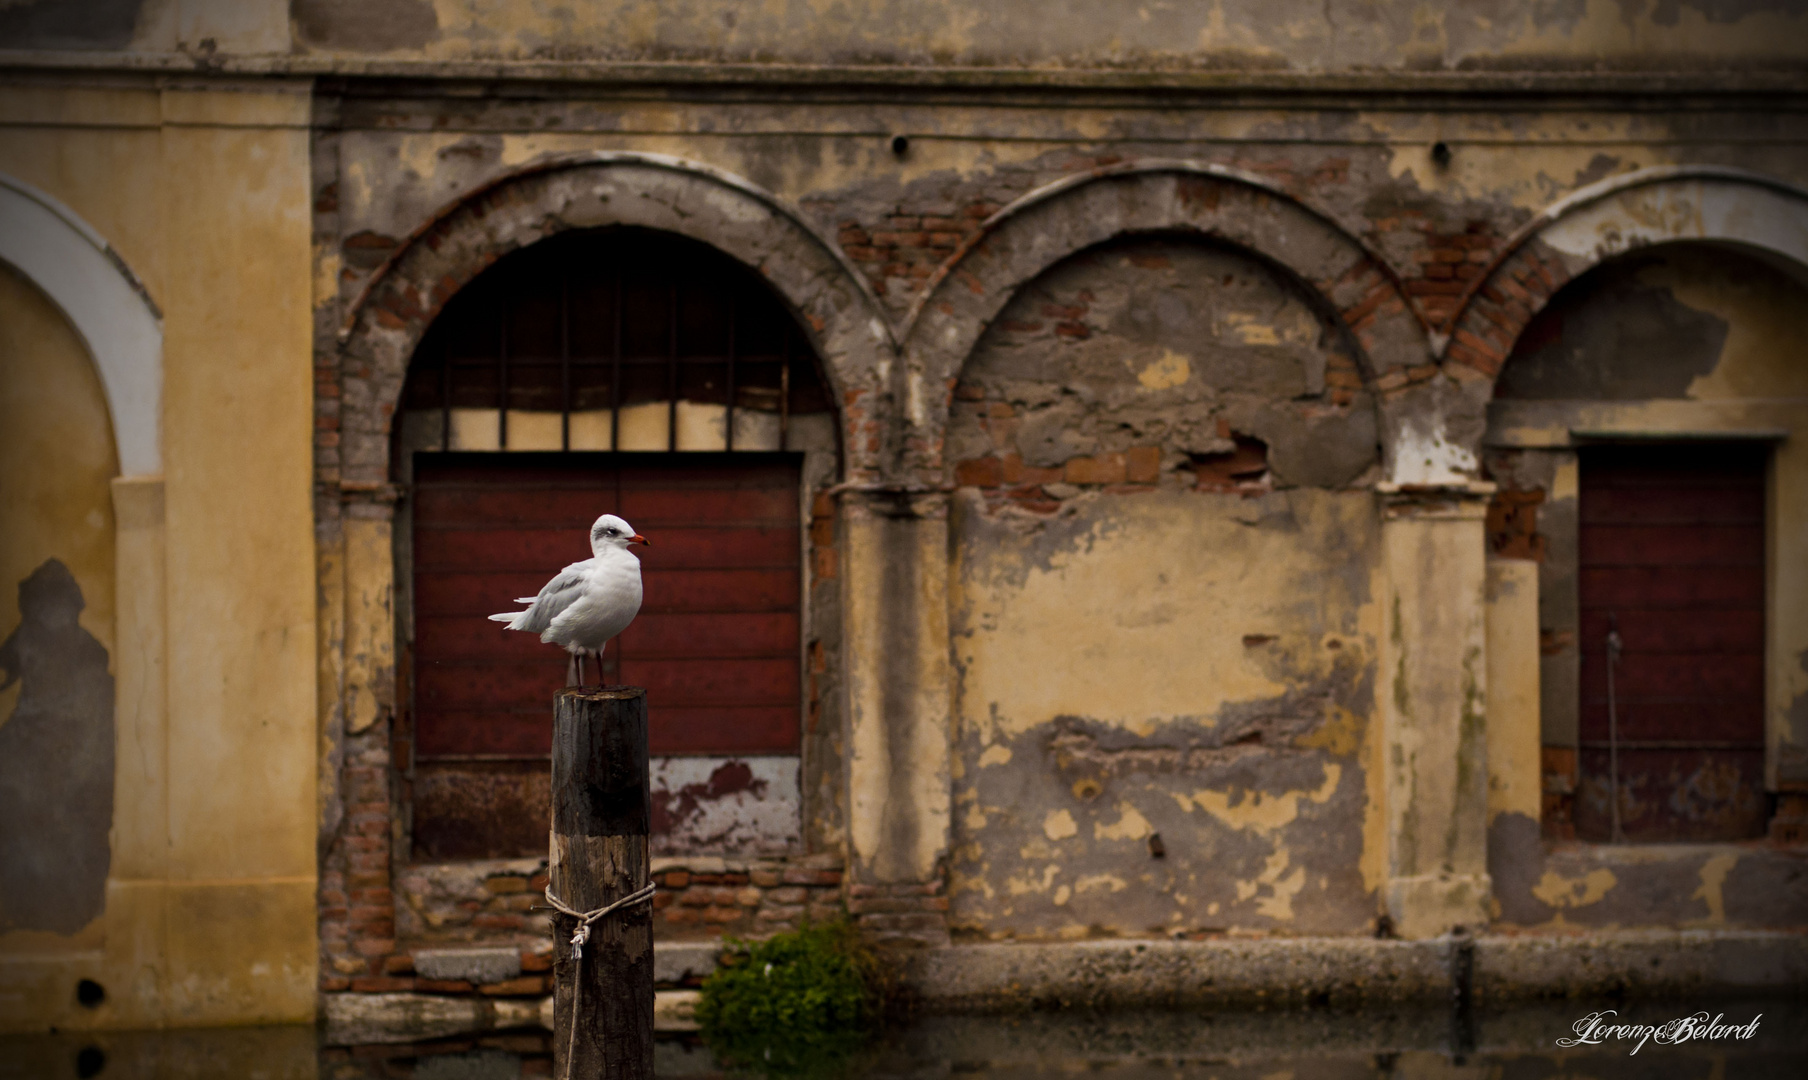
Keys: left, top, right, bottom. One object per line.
{"left": 491, "top": 563, "right": 588, "bottom": 633}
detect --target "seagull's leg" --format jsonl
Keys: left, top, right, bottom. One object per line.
{"left": 566, "top": 653, "right": 579, "bottom": 688}
{"left": 576, "top": 652, "right": 587, "bottom": 689}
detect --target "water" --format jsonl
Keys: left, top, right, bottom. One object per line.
{"left": 4, "top": 995, "right": 1803, "bottom": 1079}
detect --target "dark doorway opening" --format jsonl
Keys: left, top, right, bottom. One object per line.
{"left": 1576, "top": 442, "right": 1768, "bottom": 842}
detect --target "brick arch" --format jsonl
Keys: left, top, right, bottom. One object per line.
{"left": 335, "top": 152, "right": 894, "bottom": 485}
{"left": 898, "top": 162, "right": 1431, "bottom": 477}
{"left": 1444, "top": 166, "right": 1808, "bottom": 385}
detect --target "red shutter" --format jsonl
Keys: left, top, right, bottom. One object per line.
{"left": 1575, "top": 443, "right": 1768, "bottom": 842}
{"left": 413, "top": 453, "right": 802, "bottom": 759}
{"left": 409, "top": 453, "right": 802, "bottom": 858}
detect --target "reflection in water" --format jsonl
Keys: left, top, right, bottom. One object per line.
{"left": 1, "top": 997, "right": 1802, "bottom": 1078}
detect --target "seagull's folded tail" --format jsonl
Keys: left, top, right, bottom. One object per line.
{"left": 488, "top": 611, "right": 528, "bottom": 628}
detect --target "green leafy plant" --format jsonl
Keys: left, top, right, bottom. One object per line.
{"left": 695, "top": 920, "right": 883, "bottom": 1077}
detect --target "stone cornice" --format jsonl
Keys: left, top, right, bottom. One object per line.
{"left": 2, "top": 50, "right": 1806, "bottom": 107}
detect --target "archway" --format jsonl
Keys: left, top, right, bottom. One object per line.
{"left": 0, "top": 174, "right": 159, "bottom": 477}
{"left": 337, "top": 152, "right": 891, "bottom": 486}
{"left": 1478, "top": 237, "right": 1808, "bottom": 929}
{"left": 1445, "top": 166, "right": 1808, "bottom": 389}
{"left": 393, "top": 226, "right": 842, "bottom": 861}
{"left": 898, "top": 162, "right": 1425, "bottom": 482}
{"left": 0, "top": 174, "right": 148, "bottom": 943}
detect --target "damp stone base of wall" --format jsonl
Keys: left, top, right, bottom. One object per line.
{"left": 901, "top": 931, "right": 1808, "bottom": 1011}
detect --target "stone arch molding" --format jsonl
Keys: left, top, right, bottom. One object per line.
{"left": 338, "top": 152, "right": 896, "bottom": 485}
{"left": 1445, "top": 166, "right": 1808, "bottom": 386}
{"left": 899, "top": 162, "right": 1433, "bottom": 477}
{"left": 1412, "top": 166, "right": 1808, "bottom": 484}
{"left": 0, "top": 172, "right": 162, "bottom": 477}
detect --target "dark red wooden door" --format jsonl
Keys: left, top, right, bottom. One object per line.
{"left": 412, "top": 452, "right": 803, "bottom": 762}
{"left": 1575, "top": 443, "right": 1768, "bottom": 842}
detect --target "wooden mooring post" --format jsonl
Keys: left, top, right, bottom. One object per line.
{"left": 549, "top": 686, "right": 653, "bottom": 1080}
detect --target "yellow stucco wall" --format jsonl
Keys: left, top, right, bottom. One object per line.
{"left": 949, "top": 490, "right": 1390, "bottom": 937}
{"left": 0, "top": 260, "right": 118, "bottom": 684}
{"left": 0, "top": 81, "right": 318, "bottom": 1031}
{"left": 0, "top": 259, "right": 119, "bottom": 966}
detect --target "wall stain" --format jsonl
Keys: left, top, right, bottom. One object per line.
{"left": 0, "top": 560, "right": 114, "bottom": 935}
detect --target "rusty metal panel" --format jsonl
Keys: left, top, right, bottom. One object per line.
{"left": 1575, "top": 443, "right": 1767, "bottom": 843}
{"left": 412, "top": 761, "right": 553, "bottom": 860}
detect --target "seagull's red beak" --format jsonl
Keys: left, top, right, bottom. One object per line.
{"left": 630, "top": 533, "right": 650, "bottom": 546}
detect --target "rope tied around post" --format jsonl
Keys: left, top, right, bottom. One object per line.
{"left": 545, "top": 880, "right": 657, "bottom": 1080}
{"left": 545, "top": 882, "right": 657, "bottom": 960}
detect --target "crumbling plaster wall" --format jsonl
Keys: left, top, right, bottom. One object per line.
{"left": 284, "top": 0, "right": 1808, "bottom": 71}
{"left": 310, "top": 76, "right": 1808, "bottom": 953}
{"left": 941, "top": 236, "right": 1385, "bottom": 939}
{"left": 7, "top": 0, "right": 1808, "bottom": 70}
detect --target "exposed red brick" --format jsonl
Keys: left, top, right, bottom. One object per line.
{"left": 481, "top": 976, "right": 551, "bottom": 996}
{"left": 1066, "top": 453, "right": 1127, "bottom": 485}
{"left": 351, "top": 976, "right": 414, "bottom": 993}
{"left": 955, "top": 457, "right": 1004, "bottom": 487}
{"left": 1453, "top": 327, "right": 1506, "bottom": 365}
{"left": 1191, "top": 435, "right": 1268, "bottom": 491}
{"left": 1487, "top": 487, "right": 1547, "bottom": 561}
{"left": 471, "top": 914, "right": 526, "bottom": 929}
{"left": 1125, "top": 446, "right": 1161, "bottom": 484}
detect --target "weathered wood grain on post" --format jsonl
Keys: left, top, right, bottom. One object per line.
{"left": 550, "top": 686, "right": 652, "bottom": 1080}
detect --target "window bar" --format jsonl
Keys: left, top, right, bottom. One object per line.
{"left": 724, "top": 294, "right": 737, "bottom": 453}
{"left": 611, "top": 269, "right": 622, "bottom": 452}
{"left": 667, "top": 280, "right": 679, "bottom": 452}
{"left": 439, "top": 339, "right": 450, "bottom": 453}
{"left": 779, "top": 327, "right": 791, "bottom": 452}
{"left": 497, "top": 299, "right": 510, "bottom": 451}
{"left": 559, "top": 276, "right": 571, "bottom": 452}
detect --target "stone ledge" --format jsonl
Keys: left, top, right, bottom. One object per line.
{"left": 322, "top": 989, "right": 700, "bottom": 1044}
{"left": 901, "top": 931, "right": 1808, "bottom": 1010}
{"left": 321, "top": 992, "right": 546, "bottom": 1046}
{"left": 650, "top": 852, "right": 843, "bottom": 875}
{"left": 411, "top": 946, "right": 523, "bottom": 984}
{"left": 656, "top": 941, "right": 721, "bottom": 986}
{"left": 1475, "top": 929, "right": 1808, "bottom": 999}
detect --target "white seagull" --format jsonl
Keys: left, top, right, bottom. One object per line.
{"left": 489, "top": 513, "right": 649, "bottom": 687}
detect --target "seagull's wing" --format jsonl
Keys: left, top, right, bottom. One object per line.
{"left": 489, "top": 560, "right": 591, "bottom": 633}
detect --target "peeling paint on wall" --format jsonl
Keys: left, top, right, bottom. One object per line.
{"left": 951, "top": 489, "right": 1382, "bottom": 937}
{"left": 650, "top": 756, "right": 802, "bottom": 856}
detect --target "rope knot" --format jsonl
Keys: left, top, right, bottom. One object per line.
{"left": 544, "top": 882, "right": 658, "bottom": 961}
